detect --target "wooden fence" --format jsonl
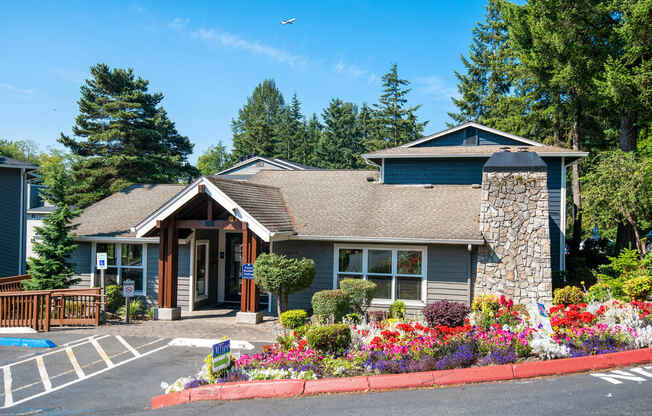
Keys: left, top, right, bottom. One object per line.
{"left": 0, "top": 288, "right": 102, "bottom": 331}
{"left": 0, "top": 274, "right": 30, "bottom": 292}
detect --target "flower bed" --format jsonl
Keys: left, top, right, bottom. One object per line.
{"left": 161, "top": 297, "right": 652, "bottom": 394}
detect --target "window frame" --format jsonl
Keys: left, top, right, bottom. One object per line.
{"left": 92, "top": 242, "right": 147, "bottom": 296}
{"left": 194, "top": 240, "right": 210, "bottom": 301}
{"left": 333, "top": 244, "right": 427, "bottom": 306}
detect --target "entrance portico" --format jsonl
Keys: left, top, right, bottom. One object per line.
{"left": 133, "top": 177, "right": 294, "bottom": 321}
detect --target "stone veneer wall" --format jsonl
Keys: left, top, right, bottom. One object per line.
{"left": 474, "top": 164, "right": 553, "bottom": 304}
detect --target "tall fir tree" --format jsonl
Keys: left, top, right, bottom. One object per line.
{"left": 59, "top": 63, "right": 197, "bottom": 208}
{"left": 277, "top": 93, "right": 305, "bottom": 160}
{"left": 316, "top": 99, "right": 364, "bottom": 169}
{"left": 24, "top": 166, "right": 81, "bottom": 290}
{"left": 231, "top": 79, "right": 286, "bottom": 160}
{"left": 294, "top": 114, "right": 322, "bottom": 166}
{"left": 370, "top": 64, "right": 427, "bottom": 150}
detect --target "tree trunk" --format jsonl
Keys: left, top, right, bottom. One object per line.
{"left": 570, "top": 117, "right": 582, "bottom": 256}
{"left": 276, "top": 290, "right": 283, "bottom": 317}
{"left": 619, "top": 114, "right": 637, "bottom": 152}
{"left": 283, "top": 292, "right": 289, "bottom": 313}
{"left": 625, "top": 214, "right": 646, "bottom": 256}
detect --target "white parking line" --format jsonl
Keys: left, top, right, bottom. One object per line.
{"left": 66, "top": 347, "right": 85, "bottom": 378}
{"left": 115, "top": 335, "right": 141, "bottom": 357}
{"left": 3, "top": 342, "right": 171, "bottom": 409}
{"left": 90, "top": 338, "right": 114, "bottom": 368}
{"left": 3, "top": 367, "right": 12, "bottom": 407}
{"left": 35, "top": 356, "right": 52, "bottom": 391}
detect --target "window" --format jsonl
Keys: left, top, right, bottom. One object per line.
{"left": 195, "top": 241, "right": 209, "bottom": 299}
{"left": 96, "top": 243, "right": 145, "bottom": 293}
{"left": 334, "top": 246, "right": 426, "bottom": 303}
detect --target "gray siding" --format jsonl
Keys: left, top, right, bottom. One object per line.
{"left": 543, "top": 157, "right": 562, "bottom": 276}
{"left": 414, "top": 127, "right": 529, "bottom": 147}
{"left": 0, "top": 169, "right": 22, "bottom": 277}
{"left": 427, "top": 245, "right": 470, "bottom": 305}
{"left": 272, "top": 240, "right": 334, "bottom": 312}
{"left": 68, "top": 242, "right": 92, "bottom": 275}
{"left": 146, "top": 243, "right": 192, "bottom": 310}
{"left": 384, "top": 158, "right": 486, "bottom": 185}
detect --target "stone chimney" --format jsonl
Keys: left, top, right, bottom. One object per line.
{"left": 474, "top": 149, "right": 553, "bottom": 304}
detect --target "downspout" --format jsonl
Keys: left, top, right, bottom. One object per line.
{"left": 19, "top": 168, "right": 25, "bottom": 274}
{"left": 268, "top": 240, "right": 273, "bottom": 313}
{"left": 467, "top": 244, "right": 473, "bottom": 305}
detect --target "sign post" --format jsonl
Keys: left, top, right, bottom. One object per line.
{"left": 211, "top": 339, "right": 231, "bottom": 373}
{"left": 96, "top": 253, "right": 108, "bottom": 317}
{"left": 123, "top": 279, "right": 135, "bottom": 324}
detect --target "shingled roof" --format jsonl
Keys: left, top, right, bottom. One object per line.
{"left": 72, "top": 184, "right": 185, "bottom": 238}
{"left": 248, "top": 170, "right": 483, "bottom": 243}
{"left": 364, "top": 145, "right": 586, "bottom": 158}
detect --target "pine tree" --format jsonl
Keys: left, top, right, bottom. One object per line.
{"left": 277, "top": 93, "right": 305, "bottom": 161}
{"left": 371, "top": 64, "right": 427, "bottom": 150}
{"left": 232, "top": 79, "right": 286, "bottom": 159}
{"left": 317, "top": 99, "right": 364, "bottom": 169}
{"left": 59, "top": 63, "right": 197, "bottom": 208}
{"left": 294, "top": 114, "right": 322, "bottom": 166}
{"left": 24, "top": 166, "right": 81, "bottom": 290}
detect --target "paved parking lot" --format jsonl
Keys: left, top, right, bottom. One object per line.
{"left": 0, "top": 330, "right": 267, "bottom": 415}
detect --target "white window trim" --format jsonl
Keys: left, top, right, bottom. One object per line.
{"left": 92, "top": 241, "right": 147, "bottom": 296}
{"left": 333, "top": 244, "right": 428, "bottom": 306}
{"left": 194, "top": 240, "right": 210, "bottom": 301}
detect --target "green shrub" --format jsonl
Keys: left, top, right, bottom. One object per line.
{"left": 105, "top": 285, "right": 124, "bottom": 313}
{"left": 292, "top": 324, "right": 309, "bottom": 339}
{"left": 117, "top": 299, "right": 142, "bottom": 319}
{"left": 553, "top": 286, "right": 585, "bottom": 305}
{"left": 343, "top": 312, "right": 362, "bottom": 324}
{"left": 254, "top": 253, "right": 315, "bottom": 317}
{"left": 339, "top": 279, "right": 376, "bottom": 316}
{"left": 306, "top": 324, "right": 351, "bottom": 354}
{"left": 280, "top": 309, "right": 308, "bottom": 329}
{"left": 623, "top": 276, "right": 652, "bottom": 301}
{"left": 389, "top": 300, "right": 406, "bottom": 320}
{"left": 587, "top": 282, "right": 612, "bottom": 302}
{"left": 147, "top": 306, "right": 155, "bottom": 320}
{"left": 311, "top": 290, "right": 349, "bottom": 322}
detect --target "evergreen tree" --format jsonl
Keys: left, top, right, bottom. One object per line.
{"left": 294, "top": 114, "right": 322, "bottom": 166}
{"left": 197, "top": 140, "right": 236, "bottom": 175}
{"left": 59, "top": 63, "right": 197, "bottom": 208}
{"left": 370, "top": 64, "right": 427, "bottom": 150}
{"left": 277, "top": 93, "right": 305, "bottom": 160}
{"left": 317, "top": 99, "right": 364, "bottom": 169}
{"left": 231, "top": 79, "right": 286, "bottom": 159}
{"left": 24, "top": 165, "right": 81, "bottom": 290}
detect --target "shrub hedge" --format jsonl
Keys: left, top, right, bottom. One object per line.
{"left": 311, "top": 290, "right": 349, "bottom": 322}
{"left": 306, "top": 324, "right": 351, "bottom": 354}
{"left": 280, "top": 309, "right": 308, "bottom": 329}
{"left": 553, "top": 285, "right": 585, "bottom": 305}
{"left": 105, "top": 285, "right": 124, "bottom": 313}
{"left": 423, "top": 300, "right": 469, "bottom": 328}
{"left": 339, "top": 279, "right": 376, "bottom": 315}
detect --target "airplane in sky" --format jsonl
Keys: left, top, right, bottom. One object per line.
{"left": 281, "top": 18, "right": 296, "bottom": 25}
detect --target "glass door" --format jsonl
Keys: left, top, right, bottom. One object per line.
{"left": 225, "top": 234, "right": 242, "bottom": 302}
{"left": 195, "top": 241, "right": 209, "bottom": 300}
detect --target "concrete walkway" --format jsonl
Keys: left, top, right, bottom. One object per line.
{"left": 43, "top": 308, "right": 278, "bottom": 342}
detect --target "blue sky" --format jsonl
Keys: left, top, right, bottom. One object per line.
{"left": 1, "top": 0, "right": 489, "bottom": 163}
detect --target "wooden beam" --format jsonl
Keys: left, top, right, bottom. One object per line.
{"left": 165, "top": 218, "right": 178, "bottom": 308}
{"left": 158, "top": 225, "right": 167, "bottom": 308}
{"left": 198, "top": 184, "right": 206, "bottom": 194}
{"left": 241, "top": 222, "right": 249, "bottom": 312}
{"left": 173, "top": 219, "right": 242, "bottom": 230}
{"left": 207, "top": 200, "right": 213, "bottom": 220}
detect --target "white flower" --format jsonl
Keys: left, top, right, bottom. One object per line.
{"left": 634, "top": 326, "right": 652, "bottom": 349}
{"left": 530, "top": 332, "right": 570, "bottom": 360}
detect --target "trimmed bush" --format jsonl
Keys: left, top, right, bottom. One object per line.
{"left": 339, "top": 279, "right": 376, "bottom": 316}
{"left": 389, "top": 300, "right": 406, "bottom": 320}
{"left": 623, "top": 276, "right": 652, "bottom": 301}
{"left": 306, "top": 324, "right": 351, "bottom": 354}
{"left": 254, "top": 253, "right": 315, "bottom": 317}
{"left": 312, "top": 290, "right": 349, "bottom": 322}
{"left": 105, "top": 285, "right": 124, "bottom": 313}
{"left": 423, "top": 300, "right": 470, "bottom": 328}
{"left": 280, "top": 309, "right": 308, "bottom": 329}
{"left": 553, "top": 285, "right": 585, "bottom": 305}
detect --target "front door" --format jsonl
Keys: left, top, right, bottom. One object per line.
{"left": 224, "top": 233, "right": 242, "bottom": 303}
{"left": 195, "top": 241, "right": 209, "bottom": 301}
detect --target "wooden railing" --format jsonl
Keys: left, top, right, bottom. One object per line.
{"left": 0, "top": 288, "right": 101, "bottom": 331}
{"left": 0, "top": 274, "right": 30, "bottom": 292}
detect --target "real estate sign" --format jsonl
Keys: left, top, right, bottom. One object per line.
{"left": 212, "top": 339, "right": 231, "bottom": 373}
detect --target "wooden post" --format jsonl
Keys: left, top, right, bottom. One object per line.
{"left": 158, "top": 222, "right": 168, "bottom": 308}
{"left": 241, "top": 222, "right": 249, "bottom": 312}
{"left": 44, "top": 293, "right": 50, "bottom": 332}
{"left": 165, "top": 217, "right": 179, "bottom": 308}
{"left": 250, "top": 235, "right": 259, "bottom": 312}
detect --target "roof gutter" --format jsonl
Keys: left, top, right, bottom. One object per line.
{"left": 288, "top": 234, "right": 485, "bottom": 245}
{"left": 362, "top": 152, "right": 589, "bottom": 159}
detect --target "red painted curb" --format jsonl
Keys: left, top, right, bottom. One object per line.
{"left": 367, "top": 372, "right": 435, "bottom": 390}
{"left": 152, "top": 389, "right": 190, "bottom": 410}
{"left": 304, "top": 376, "right": 369, "bottom": 395}
{"left": 151, "top": 347, "right": 652, "bottom": 410}
{"left": 434, "top": 364, "right": 514, "bottom": 385}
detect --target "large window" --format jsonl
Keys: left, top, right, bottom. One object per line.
{"left": 334, "top": 245, "right": 426, "bottom": 303}
{"left": 96, "top": 243, "right": 145, "bottom": 293}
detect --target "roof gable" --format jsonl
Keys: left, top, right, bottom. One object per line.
{"left": 216, "top": 156, "right": 319, "bottom": 176}
{"left": 403, "top": 122, "right": 544, "bottom": 148}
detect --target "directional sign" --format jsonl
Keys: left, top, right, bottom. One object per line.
{"left": 123, "top": 279, "right": 135, "bottom": 297}
{"left": 242, "top": 263, "right": 255, "bottom": 280}
{"left": 96, "top": 253, "right": 108, "bottom": 270}
{"left": 212, "top": 339, "right": 231, "bottom": 373}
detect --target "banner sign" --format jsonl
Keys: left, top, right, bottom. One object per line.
{"left": 212, "top": 339, "right": 231, "bottom": 373}
{"left": 241, "top": 263, "right": 255, "bottom": 280}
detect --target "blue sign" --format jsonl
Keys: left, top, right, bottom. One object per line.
{"left": 212, "top": 339, "right": 230, "bottom": 372}
{"left": 537, "top": 302, "right": 548, "bottom": 318}
{"left": 242, "top": 263, "right": 255, "bottom": 280}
